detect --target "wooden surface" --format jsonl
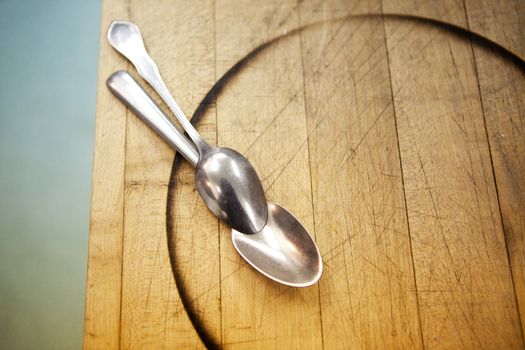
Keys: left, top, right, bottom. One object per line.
{"left": 84, "top": 0, "right": 525, "bottom": 348}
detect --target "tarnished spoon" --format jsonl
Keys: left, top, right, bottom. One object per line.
{"left": 107, "top": 70, "right": 322, "bottom": 286}
{"left": 107, "top": 20, "right": 267, "bottom": 234}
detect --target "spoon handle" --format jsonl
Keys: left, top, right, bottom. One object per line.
{"left": 107, "top": 70, "right": 199, "bottom": 167}
{"left": 107, "top": 21, "right": 208, "bottom": 155}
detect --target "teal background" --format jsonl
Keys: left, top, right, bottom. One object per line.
{"left": 0, "top": 0, "right": 101, "bottom": 348}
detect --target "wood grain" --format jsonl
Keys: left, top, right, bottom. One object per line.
{"left": 299, "top": 0, "right": 422, "bottom": 348}
{"left": 83, "top": 0, "right": 129, "bottom": 348}
{"left": 383, "top": 0, "right": 522, "bottom": 348}
{"left": 466, "top": 0, "right": 525, "bottom": 339}
{"left": 465, "top": 0, "right": 525, "bottom": 60}
{"left": 85, "top": 0, "right": 525, "bottom": 348}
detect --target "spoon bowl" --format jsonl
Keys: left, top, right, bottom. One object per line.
{"left": 197, "top": 146, "right": 268, "bottom": 234}
{"left": 232, "top": 203, "right": 322, "bottom": 287}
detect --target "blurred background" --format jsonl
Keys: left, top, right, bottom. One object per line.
{"left": 0, "top": 0, "right": 100, "bottom": 348}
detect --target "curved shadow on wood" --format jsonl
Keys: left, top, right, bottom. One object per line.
{"left": 165, "top": 13, "right": 525, "bottom": 349}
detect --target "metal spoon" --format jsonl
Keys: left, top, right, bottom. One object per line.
{"left": 107, "top": 20, "right": 267, "bottom": 234}
{"left": 107, "top": 70, "right": 322, "bottom": 287}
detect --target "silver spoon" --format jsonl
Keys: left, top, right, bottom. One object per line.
{"left": 107, "top": 70, "right": 322, "bottom": 287}
{"left": 107, "top": 20, "right": 267, "bottom": 234}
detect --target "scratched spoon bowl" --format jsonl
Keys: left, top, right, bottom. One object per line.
{"left": 107, "top": 20, "right": 268, "bottom": 234}
{"left": 107, "top": 71, "right": 323, "bottom": 287}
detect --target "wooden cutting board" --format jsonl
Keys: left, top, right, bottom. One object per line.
{"left": 84, "top": 0, "right": 525, "bottom": 348}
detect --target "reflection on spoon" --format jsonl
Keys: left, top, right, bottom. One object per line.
{"left": 232, "top": 202, "right": 322, "bottom": 287}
